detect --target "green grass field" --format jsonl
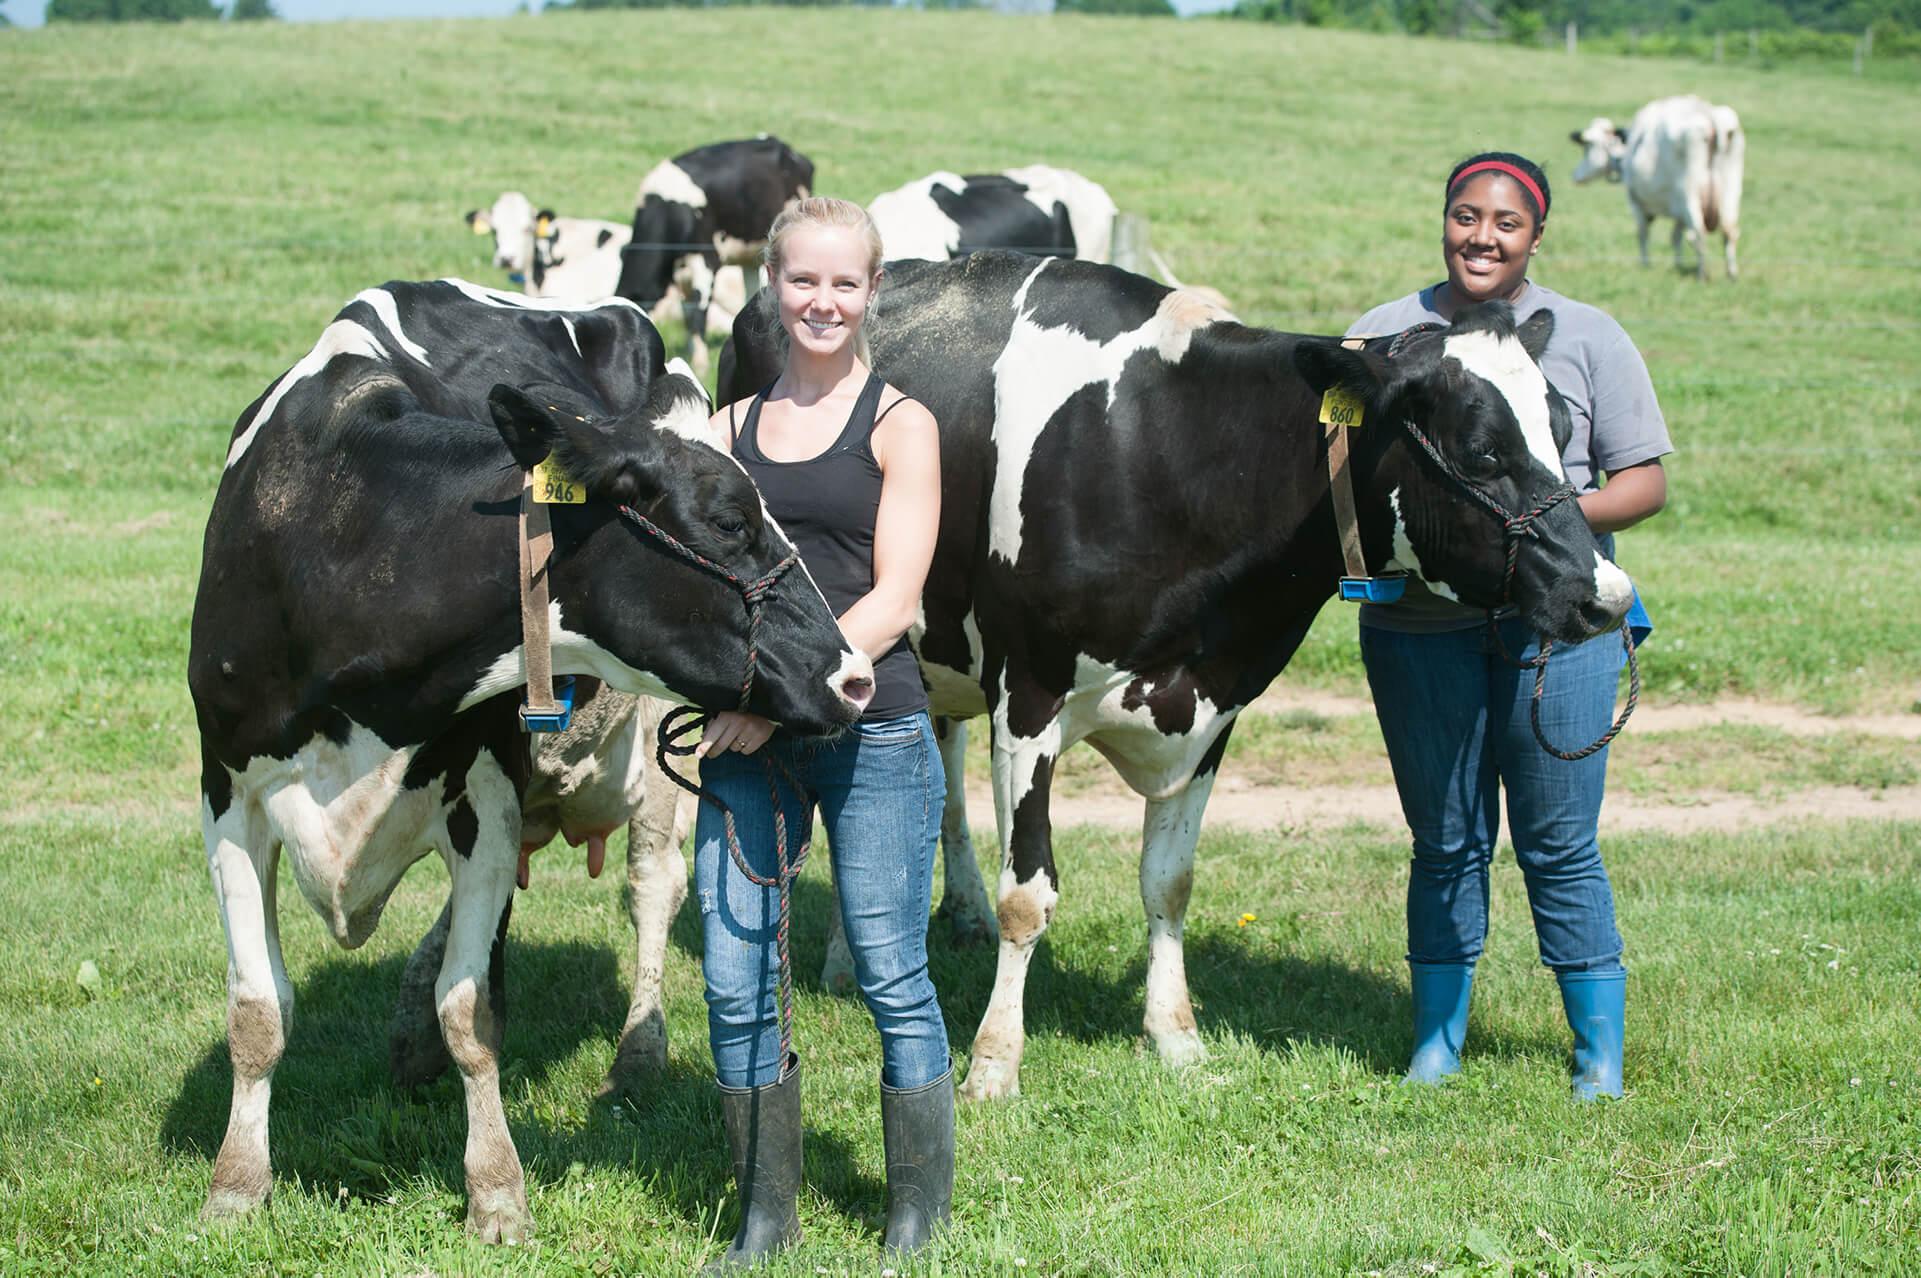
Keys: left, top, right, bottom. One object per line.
{"left": 3, "top": 8, "right": 1919, "bottom": 1274}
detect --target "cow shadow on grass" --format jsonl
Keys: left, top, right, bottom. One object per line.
{"left": 157, "top": 927, "right": 880, "bottom": 1234}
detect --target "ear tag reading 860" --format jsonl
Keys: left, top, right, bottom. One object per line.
{"left": 1319, "top": 387, "right": 1365, "bottom": 429}
{"left": 532, "top": 457, "right": 586, "bottom": 504}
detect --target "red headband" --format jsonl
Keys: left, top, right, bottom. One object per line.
{"left": 1448, "top": 160, "right": 1545, "bottom": 220}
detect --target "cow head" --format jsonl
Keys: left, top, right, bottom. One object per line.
{"left": 614, "top": 196, "right": 701, "bottom": 309}
{"left": 1569, "top": 119, "right": 1629, "bottom": 184}
{"left": 465, "top": 190, "right": 549, "bottom": 276}
{"left": 488, "top": 366, "right": 873, "bottom": 733}
{"left": 1297, "top": 303, "right": 1634, "bottom": 644}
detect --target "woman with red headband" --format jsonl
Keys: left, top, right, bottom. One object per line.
{"left": 1347, "top": 151, "right": 1671, "bottom": 1099}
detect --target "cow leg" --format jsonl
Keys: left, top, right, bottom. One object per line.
{"left": 932, "top": 716, "right": 996, "bottom": 946}
{"left": 1138, "top": 768, "right": 1220, "bottom": 1070}
{"left": 202, "top": 800, "right": 293, "bottom": 1221}
{"left": 1724, "top": 226, "right": 1740, "bottom": 282}
{"left": 820, "top": 874, "right": 858, "bottom": 996}
{"left": 679, "top": 255, "right": 716, "bottom": 378}
{"left": 959, "top": 713, "right": 1060, "bottom": 1102}
{"left": 1634, "top": 207, "right": 1653, "bottom": 268}
{"left": 435, "top": 764, "right": 530, "bottom": 1243}
{"left": 601, "top": 774, "right": 690, "bottom": 1101}
{"left": 389, "top": 900, "right": 455, "bottom": 1089}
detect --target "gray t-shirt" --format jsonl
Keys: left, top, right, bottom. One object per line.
{"left": 1345, "top": 281, "right": 1673, "bottom": 632}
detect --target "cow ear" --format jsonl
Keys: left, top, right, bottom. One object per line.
{"left": 467, "top": 209, "right": 491, "bottom": 235}
{"left": 1517, "top": 310, "right": 1555, "bottom": 362}
{"left": 1614, "top": 126, "right": 1629, "bottom": 142}
{"left": 488, "top": 384, "right": 561, "bottom": 469}
{"left": 1569, "top": 130, "right": 1584, "bottom": 144}
{"left": 1293, "top": 339, "right": 1386, "bottom": 401}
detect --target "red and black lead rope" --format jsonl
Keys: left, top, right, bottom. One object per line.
{"left": 617, "top": 503, "right": 815, "bottom": 1066}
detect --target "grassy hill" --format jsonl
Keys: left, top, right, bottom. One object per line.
{"left": 2, "top": 10, "right": 1918, "bottom": 1275}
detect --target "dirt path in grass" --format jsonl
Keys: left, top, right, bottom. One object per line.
{"left": 962, "top": 691, "right": 1921, "bottom": 835}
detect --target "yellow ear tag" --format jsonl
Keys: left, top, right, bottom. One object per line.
{"left": 532, "top": 456, "right": 586, "bottom": 504}
{"left": 1319, "top": 386, "right": 1365, "bottom": 429}
{"left": 471, "top": 219, "right": 492, "bottom": 236}
{"left": 535, "top": 215, "right": 553, "bottom": 239}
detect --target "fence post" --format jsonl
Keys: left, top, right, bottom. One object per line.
{"left": 1627, "top": 26, "right": 1637, "bottom": 54}
{"left": 1112, "top": 213, "right": 1151, "bottom": 277}
{"left": 1713, "top": 31, "right": 1724, "bottom": 62}
{"left": 1566, "top": 20, "right": 1577, "bottom": 54}
{"left": 1854, "top": 34, "right": 1864, "bottom": 75}
{"left": 1749, "top": 28, "right": 1758, "bottom": 56}
{"left": 1865, "top": 25, "right": 1874, "bottom": 57}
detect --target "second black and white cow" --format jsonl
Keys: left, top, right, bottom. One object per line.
{"left": 867, "top": 165, "right": 1117, "bottom": 263}
{"left": 613, "top": 135, "right": 813, "bottom": 365}
{"left": 465, "top": 191, "right": 632, "bottom": 300}
{"left": 724, "top": 253, "right": 1634, "bottom": 1100}
{"left": 190, "top": 279, "right": 874, "bottom": 1240}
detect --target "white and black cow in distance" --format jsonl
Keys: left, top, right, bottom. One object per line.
{"left": 1570, "top": 95, "right": 1746, "bottom": 281}
{"left": 724, "top": 252, "right": 1635, "bottom": 1100}
{"left": 463, "top": 191, "right": 750, "bottom": 370}
{"left": 867, "top": 165, "right": 1117, "bottom": 264}
{"left": 613, "top": 135, "right": 813, "bottom": 371}
{"left": 189, "top": 279, "right": 874, "bottom": 1240}
{"left": 465, "top": 191, "right": 632, "bottom": 300}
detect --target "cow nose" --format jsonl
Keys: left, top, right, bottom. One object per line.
{"left": 827, "top": 647, "right": 876, "bottom": 716}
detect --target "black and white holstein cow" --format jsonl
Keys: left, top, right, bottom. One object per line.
{"left": 614, "top": 136, "right": 813, "bottom": 373}
{"left": 463, "top": 192, "right": 749, "bottom": 363}
{"left": 190, "top": 279, "right": 874, "bottom": 1240}
{"left": 1570, "top": 95, "right": 1745, "bottom": 281}
{"left": 867, "top": 165, "right": 1117, "bottom": 264}
{"left": 466, "top": 191, "right": 633, "bottom": 300}
{"left": 724, "top": 252, "right": 1635, "bottom": 1100}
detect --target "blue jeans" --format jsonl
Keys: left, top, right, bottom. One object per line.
{"left": 695, "top": 712, "right": 949, "bottom": 1090}
{"left": 1360, "top": 619, "right": 1627, "bottom": 974}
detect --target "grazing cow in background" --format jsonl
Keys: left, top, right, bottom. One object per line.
{"left": 868, "top": 165, "right": 1117, "bottom": 263}
{"left": 462, "top": 192, "right": 748, "bottom": 370}
{"left": 724, "top": 253, "right": 1635, "bottom": 1100}
{"left": 190, "top": 278, "right": 873, "bottom": 1241}
{"left": 614, "top": 135, "right": 813, "bottom": 371}
{"left": 1570, "top": 95, "right": 1745, "bottom": 281}
{"left": 465, "top": 191, "right": 632, "bottom": 300}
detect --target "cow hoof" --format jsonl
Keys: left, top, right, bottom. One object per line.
{"left": 958, "top": 1060, "right": 1019, "bottom": 1102}
{"left": 201, "top": 1185, "right": 267, "bottom": 1223}
{"left": 389, "top": 1019, "right": 453, "bottom": 1091}
{"left": 1152, "top": 1030, "right": 1207, "bottom": 1070}
{"left": 466, "top": 1190, "right": 532, "bottom": 1244}
{"left": 596, "top": 1041, "right": 667, "bottom": 1106}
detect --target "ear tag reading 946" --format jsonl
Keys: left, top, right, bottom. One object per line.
{"left": 532, "top": 457, "right": 586, "bottom": 504}
{"left": 1319, "top": 387, "right": 1365, "bottom": 429}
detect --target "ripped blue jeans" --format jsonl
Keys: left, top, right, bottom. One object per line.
{"left": 694, "top": 712, "right": 949, "bottom": 1089}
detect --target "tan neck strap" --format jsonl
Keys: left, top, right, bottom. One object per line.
{"left": 1326, "top": 420, "right": 1369, "bottom": 581}
{"left": 518, "top": 472, "right": 559, "bottom": 714}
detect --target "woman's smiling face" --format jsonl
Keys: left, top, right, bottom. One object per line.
{"left": 1442, "top": 171, "right": 1541, "bottom": 305}
{"left": 775, "top": 224, "right": 879, "bottom": 358}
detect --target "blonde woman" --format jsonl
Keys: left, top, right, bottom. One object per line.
{"left": 696, "top": 197, "right": 949, "bottom": 1266}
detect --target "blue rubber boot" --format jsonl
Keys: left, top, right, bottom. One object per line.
{"left": 1558, "top": 970, "right": 1626, "bottom": 1100}
{"left": 1405, "top": 962, "right": 1474, "bottom": 1084}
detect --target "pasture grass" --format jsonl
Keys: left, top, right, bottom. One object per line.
{"left": 2, "top": 809, "right": 1917, "bottom": 1274}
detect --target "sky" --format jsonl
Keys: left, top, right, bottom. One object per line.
{"left": 3, "top": 0, "right": 1235, "bottom": 28}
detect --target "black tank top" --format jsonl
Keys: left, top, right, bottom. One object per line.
{"left": 732, "top": 373, "right": 928, "bottom": 722}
